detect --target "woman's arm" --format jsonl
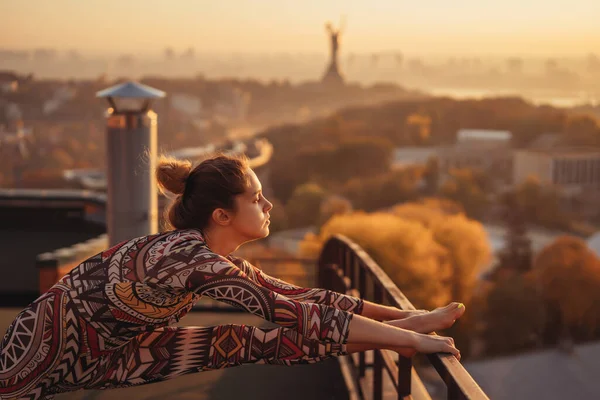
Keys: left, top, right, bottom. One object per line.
{"left": 230, "top": 256, "right": 364, "bottom": 314}
{"left": 231, "top": 257, "right": 422, "bottom": 321}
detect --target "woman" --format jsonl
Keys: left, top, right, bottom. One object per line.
{"left": 0, "top": 154, "right": 463, "bottom": 400}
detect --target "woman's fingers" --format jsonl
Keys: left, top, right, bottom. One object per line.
{"left": 442, "top": 338, "right": 461, "bottom": 360}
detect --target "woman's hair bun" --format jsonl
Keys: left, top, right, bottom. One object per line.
{"left": 155, "top": 155, "right": 193, "bottom": 195}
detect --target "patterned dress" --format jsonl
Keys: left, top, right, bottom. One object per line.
{"left": 0, "top": 228, "right": 364, "bottom": 399}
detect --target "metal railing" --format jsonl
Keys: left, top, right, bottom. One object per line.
{"left": 318, "top": 234, "right": 490, "bottom": 400}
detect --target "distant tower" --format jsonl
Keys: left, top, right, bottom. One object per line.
{"left": 321, "top": 17, "right": 346, "bottom": 86}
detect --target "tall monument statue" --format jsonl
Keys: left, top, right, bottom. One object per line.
{"left": 322, "top": 17, "right": 345, "bottom": 86}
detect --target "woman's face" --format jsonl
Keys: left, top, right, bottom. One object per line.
{"left": 231, "top": 168, "right": 273, "bottom": 241}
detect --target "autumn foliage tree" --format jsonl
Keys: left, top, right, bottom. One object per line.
{"left": 532, "top": 235, "right": 600, "bottom": 342}
{"left": 300, "top": 200, "right": 491, "bottom": 312}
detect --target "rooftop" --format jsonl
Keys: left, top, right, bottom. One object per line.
{"left": 457, "top": 129, "right": 512, "bottom": 143}
{"left": 515, "top": 147, "right": 600, "bottom": 157}
{"left": 464, "top": 341, "right": 600, "bottom": 400}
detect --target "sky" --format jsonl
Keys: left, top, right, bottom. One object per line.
{"left": 1, "top": 0, "right": 599, "bottom": 57}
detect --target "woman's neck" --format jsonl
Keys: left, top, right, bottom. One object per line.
{"left": 201, "top": 228, "right": 242, "bottom": 257}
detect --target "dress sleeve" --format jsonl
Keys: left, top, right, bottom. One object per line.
{"left": 230, "top": 256, "right": 364, "bottom": 315}
{"left": 155, "top": 240, "right": 355, "bottom": 344}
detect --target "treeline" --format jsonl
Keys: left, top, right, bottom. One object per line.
{"left": 262, "top": 96, "right": 600, "bottom": 201}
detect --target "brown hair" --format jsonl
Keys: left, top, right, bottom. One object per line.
{"left": 155, "top": 153, "right": 250, "bottom": 230}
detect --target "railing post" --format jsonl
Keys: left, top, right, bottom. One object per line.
{"left": 373, "top": 283, "right": 383, "bottom": 400}
{"left": 448, "top": 379, "right": 464, "bottom": 400}
{"left": 344, "top": 248, "right": 351, "bottom": 278}
{"left": 397, "top": 356, "right": 412, "bottom": 399}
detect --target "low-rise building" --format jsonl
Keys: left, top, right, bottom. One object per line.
{"left": 513, "top": 148, "right": 600, "bottom": 194}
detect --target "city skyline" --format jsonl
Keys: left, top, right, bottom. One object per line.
{"left": 1, "top": 0, "right": 599, "bottom": 57}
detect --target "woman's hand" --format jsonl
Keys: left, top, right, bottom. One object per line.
{"left": 413, "top": 333, "right": 461, "bottom": 360}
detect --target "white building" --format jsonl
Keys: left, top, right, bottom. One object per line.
{"left": 513, "top": 148, "right": 600, "bottom": 194}
{"left": 393, "top": 147, "right": 439, "bottom": 168}
{"left": 457, "top": 129, "right": 512, "bottom": 145}
{"left": 170, "top": 93, "right": 203, "bottom": 117}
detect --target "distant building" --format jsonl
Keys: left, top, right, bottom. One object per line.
{"left": 0, "top": 124, "right": 33, "bottom": 186}
{"left": 435, "top": 129, "right": 514, "bottom": 185}
{"left": 588, "top": 232, "right": 600, "bottom": 258}
{"left": 513, "top": 146, "right": 600, "bottom": 219}
{"left": 391, "top": 130, "right": 514, "bottom": 186}
{"left": 0, "top": 71, "right": 18, "bottom": 94}
{"left": 527, "top": 133, "right": 562, "bottom": 150}
{"left": 393, "top": 147, "right": 439, "bottom": 168}
{"left": 214, "top": 86, "right": 251, "bottom": 123}
{"left": 170, "top": 93, "right": 204, "bottom": 117}
{"left": 42, "top": 84, "right": 77, "bottom": 115}
{"left": 457, "top": 129, "right": 512, "bottom": 145}
{"left": 513, "top": 148, "right": 600, "bottom": 194}
{"left": 2, "top": 102, "right": 22, "bottom": 123}
{"left": 437, "top": 145, "right": 512, "bottom": 173}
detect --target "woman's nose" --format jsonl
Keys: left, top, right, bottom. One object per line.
{"left": 265, "top": 199, "right": 273, "bottom": 211}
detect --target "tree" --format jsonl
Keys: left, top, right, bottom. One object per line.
{"left": 301, "top": 212, "right": 452, "bottom": 309}
{"left": 405, "top": 113, "right": 432, "bottom": 144}
{"left": 423, "top": 156, "right": 440, "bottom": 195}
{"left": 297, "top": 136, "right": 393, "bottom": 184}
{"left": 532, "top": 236, "right": 600, "bottom": 342}
{"left": 440, "top": 168, "right": 489, "bottom": 219}
{"left": 494, "top": 192, "right": 533, "bottom": 278}
{"left": 318, "top": 195, "right": 353, "bottom": 229}
{"left": 513, "top": 176, "right": 570, "bottom": 230}
{"left": 267, "top": 198, "right": 288, "bottom": 233}
{"left": 285, "top": 183, "right": 327, "bottom": 229}
{"left": 342, "top": 167, "right": 422, "bottom": 211}
{"left": 432, "top": 214, "right": 492, "bottom": 305}
{"left": 392, "top": 201, "right": 491, "bottom": 304}
{"left": 563, "top": 114, "right": 600, "bottom": 147}
{"left": 480, "top": 274, "right": 545, "bottom": 356}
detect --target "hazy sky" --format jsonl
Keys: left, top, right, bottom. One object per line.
{"left": 2, "top": 0, "right": 599, "bottom": 56}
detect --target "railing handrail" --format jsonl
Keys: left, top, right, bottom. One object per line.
{"left": 318, "top": 234, "right": 490, "bottom": 400}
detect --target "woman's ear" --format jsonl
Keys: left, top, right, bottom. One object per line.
{"left": 211, "top": 208, "right": 232, "bottom": 227}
